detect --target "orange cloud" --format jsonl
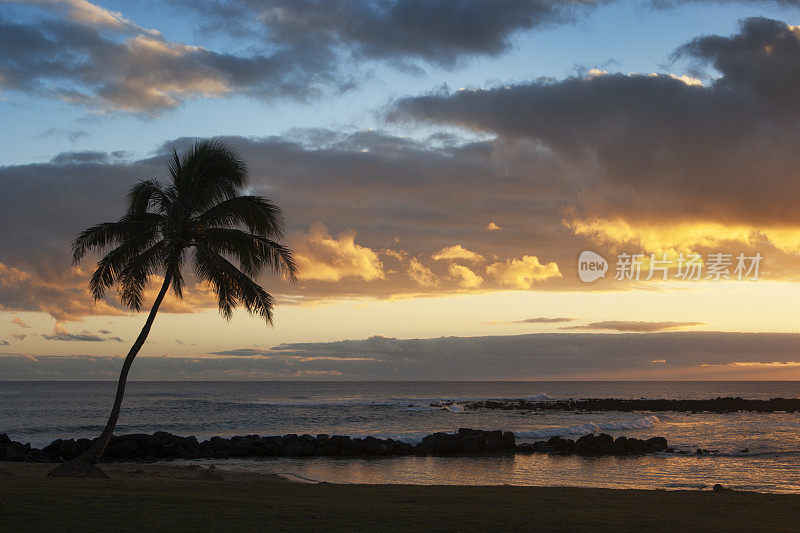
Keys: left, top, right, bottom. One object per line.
{"left": 486, "top": 255, "right": 561, "bottom": 289}
{"left": 448, "top": 264, "right": 484, "bottom": 288}
{"left": 293, "top": 224, "right": 385, "bottom": 282}
{"left": 432, "top": 245, "right": 484, "bottom": 262}
{"left": 408, "top": 258, "right": 439, "bottom": 287}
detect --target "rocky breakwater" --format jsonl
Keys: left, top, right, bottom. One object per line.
{"left": 516, "top": 434, "right": 669, "bottom": 456}
{"left": 0, "top": 428, "right": 670, "bottom": 462}
{"left": 454, "top": 397, "right": 800, "bottom": 413}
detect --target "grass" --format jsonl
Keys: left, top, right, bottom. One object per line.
{"left": 2, "top": 476, "right": 800, "bottom": 532}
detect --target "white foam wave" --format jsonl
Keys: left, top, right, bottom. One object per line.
{"left": 404, "top": 402, "right": 465, "bottom": 413}
{"left": 529, "top": 393, "right": 553, "bottom": 401}
{"left": 516, "top": 415, "right": 661, "bottom": 440}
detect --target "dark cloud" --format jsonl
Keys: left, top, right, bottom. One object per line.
{"left": 0, "top": 340, "right": 8, "bottom": 346}
{"left": 0, "top": 11, "right": 349, "bottom": 114}
{"left": 5, "top": 331, "right": 800, "bottom": 379}
{"left": 8, "top": 0, "right": 793, "bottom": 113}
{"left": 185, "top": 0, "right": 590, "bottom": 68}
{"left": 561, "top": 320, "right": 705, "bottom": 332}
{"left": 11, "top": 334, "right": 27, "bottom": 341}
{"left": 186, "top": 0, "right": 800, "bottom": 68}
{"left": 677, "top": 16, "right": 800, "bottom": 114}
{"left": 389, "top": 18, "right": 800, "bottom": 235}
{"left": 1, "top": 0, "right": 591, "bottom": 114}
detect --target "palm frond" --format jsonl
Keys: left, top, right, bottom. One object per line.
{"left": 196, "top": 196, "right": 286, "bottom": 238}
{"left": 127, "top": 180, "right": 169, "bottom": 215}
{"left": 193, "top": 244, "right": 275, "bottom": 324}
{"left": 89, "top": 234, "right": 165, "bottom": 301}
{"left": 178, "top": 139, "right": 249, "bottom": 214}
{"left": 199, "top": 227, "right": 296, "bottom": 281}
{"left": 73, "top": 214, "right": 162, "bottom": 263}
{"left": 118, "top": 241, "right": 168, "bottom": 311}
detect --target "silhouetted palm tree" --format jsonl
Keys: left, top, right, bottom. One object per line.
{"left": 49, "top": 139, "right": 296, "bottom": 477}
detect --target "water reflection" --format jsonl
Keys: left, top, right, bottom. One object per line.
{"left": 183, "top": 454, "right": 800, "bottom": 494}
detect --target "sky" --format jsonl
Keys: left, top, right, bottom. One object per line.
{"left": 3, "top": 0, "right": 800, "bottom": 379}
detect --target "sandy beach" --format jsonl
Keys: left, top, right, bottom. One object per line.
{"left": 3, "top": 461, "right": 800, "bottom": 532}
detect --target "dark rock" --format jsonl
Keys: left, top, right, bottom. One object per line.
{"left": 546, "top": 436, "right": 575, "bottom": 454}
{"left": 644, "top": 437, "right": 668, "bottom": 453}
{"left": 2, "top": 429, "right": 671, "bottom": 462}
{"left": 713, "top": 483, "right": 725, "bottom": 492}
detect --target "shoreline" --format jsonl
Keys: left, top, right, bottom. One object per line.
{"left": 3, "top": 461, "right": 800, "bottom": 531}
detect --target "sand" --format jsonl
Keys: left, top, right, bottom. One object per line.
{"left": 2, "top": 461, "right": 800, "bottom": 532}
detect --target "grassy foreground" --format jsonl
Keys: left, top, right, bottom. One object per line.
{"left": 2, "top": 466, "right": 800, "bottom": 532}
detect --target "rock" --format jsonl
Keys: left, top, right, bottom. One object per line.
{"left": 644, "top": 437, "right": 668, "bottom": 453}
{"left": 546, "top": 436, "right": 575, "bottom": 454}
{"left": 713, "top": 483, "right": 725, "bottom": 492}
{"left": 2, "top": 429, "right": 672, "bottom": 461}
{"left": 460, "top": 396, "right": 800, "bottom": 413}
{"left": 515, "top": 443, "right": 536, "bottom": 454}
{"left": 575, "top": 434, "right": 599, "bottom": 456}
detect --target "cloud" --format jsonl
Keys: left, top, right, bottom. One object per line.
{"left": 388, "top": 18, "right": 800, "bottom": 260}
{"left": 0, "top": 2, "right": 352, "bottom": 114}
{"left": 505, "top": 317, "right": 576, "bottom": 324}
{"left": 24, "top": 0, "right": 139, "bottom": 30}
{"left": 562, "top": 321, "right": 705, "bottom": 332}
{"left": 293, "top": 224, "right": 385, "bottom": 282}
{"left": 5, "top": 2, "right": 799, "bottom": 114}
{"left": 209, "top": 348, "right": 270, "bottom": 357}
{"left": 0, "top": 262, "right": 126, "bottom": 321}
{"left": 0, "top": 0, "right": 605, "bottom": 114}
{"left": 407, "top": 258, "right": 439, "bottom": 287}
{"left": 0, "top": 130, "right": 569, "bottom": 318}
{"left": 486, "top": 255, "right": 561, "bottom": 288}
{"left": 432, "top": 245, "right": 484, "bottom": 262}
{"left": 12, "top": 317, "right": 30, "bottom": 328}
{"left": 8, "top": 95, "right": 800, "bottom": 321}
{"left": 0, "top": 340, "right": 8, "bottom": 346}
{"left": 38, "top": 127, "right": 90, "bottom": 143}
{"left": 8, "top": 331, "right": 800, "bottom": 379}
{"left": 11, "top": 334, "right": 27, "bottom": 340}
{"left": 448, "top": 264, "right": 484, "bottom": 288}
{"left": 176, "top": 0, "right": 596, "bottom": 68}
{"left": 486, "top": 222, "right": 502, "bottom": 231}
{"left": 41, "top": 322, "right": 123, "bottom": 342}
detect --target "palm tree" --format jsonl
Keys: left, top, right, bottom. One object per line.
{"left": 48, "top": 139, "right": 296, "bottom": 477}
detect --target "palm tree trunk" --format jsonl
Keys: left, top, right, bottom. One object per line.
{"left": 47, "top": 272, "right": 173, "bottom": 476}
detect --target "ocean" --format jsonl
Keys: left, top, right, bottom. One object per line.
{"left": 3, "top": 381, "right": 800, "bottom": 492}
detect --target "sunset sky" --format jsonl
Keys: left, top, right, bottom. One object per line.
{"left": 4, "top": 0, "right": 800, "bottom": 379}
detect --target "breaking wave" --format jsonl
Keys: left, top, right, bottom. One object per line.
{"left": 516, "top": 415, "right": 661, "bottom": 440}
